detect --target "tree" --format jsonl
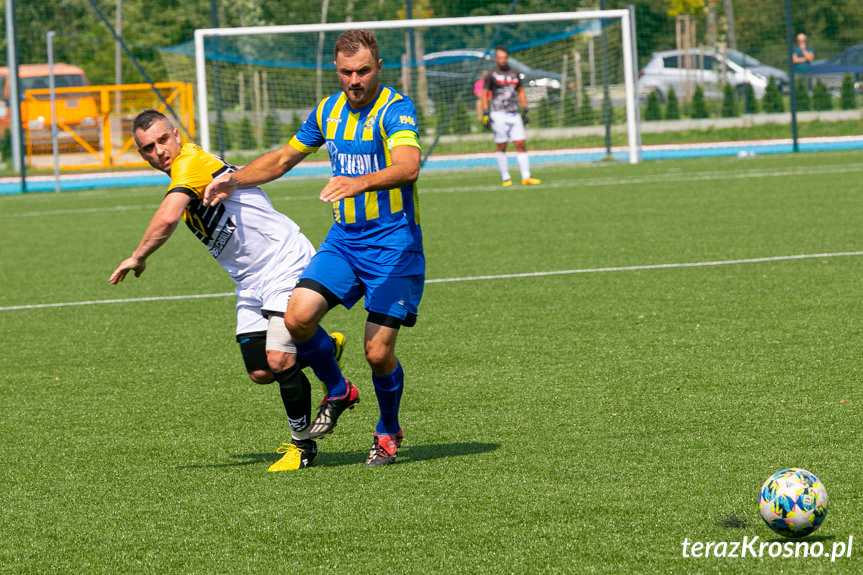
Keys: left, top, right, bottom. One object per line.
{"left": 665, "top": 87, "right": 681, "bottom": 120}
{"left": 575, "top": 90, "right": 594, "bottom": 126}
{"left": 795, "top": 79, "right": 810, "bottom": 112}
{"left": 743, "top": 83, "right": 758, "bottom": 114}
{"left": 721, "top": 83, "right": 738, "bottom": 117}
{"left": 416, "top": 109, "right": 430, "bottom": 138}
{"left": 812, "top": 80, "right": 832, "bottom": 111}
{"left": 691, "top": 85, "right": 708, "bottom": 118}
{"left": 723, "top": 0, "right": 737, "bottom": 49}
{"left": 665, "top": 0, "right": 705, "bottom": 17}
{"left": 451, "top": 101, "right": 472, "bottom": 135}
{"left": 216, "top": 121, "right": 232, "bottom": 153}
{"left": 536, "top": 97, "right": 555, "bottom": 127}
{"left": 435, "top": 102, "right": 451, "bottom": 135}
{"left": 288, "top": 110, "right": 304, "bottom": 137}
{"left": 238, "top": 116, "right": 257, "bottom": 150}
{"left": 562, "top": 92, "right": 579, "bottom": 126}
{"left": 645, "top": 91, "right": 662, "bottom": 121}
{"left": 840, "top": 73, "right": 856, "bottom": 110}
{"left": 762, "top": 77, "right": 784, "bottom": 113}
{"left": 264, "top": 109, "right": 281, "bottom": 148}
{"left": 610, "top": 1, "right": 676, "bottom": 68}
{"left": 0, "top": 128, "right": 11, "bottom": 161}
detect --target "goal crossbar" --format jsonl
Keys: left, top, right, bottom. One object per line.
{"left": 194, "top": 10, "right": 642, "bottom": 163}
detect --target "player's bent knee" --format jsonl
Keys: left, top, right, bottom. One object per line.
{"left": 364, "top": 345, "right": 396, "bottom": 373}
{"left": 265, "top": 315, "right": 298, "bottom": 372}
{"left": 284, "top": 311, "right": 317, "bottom": 341}
{"left": 285, "top": 283, "right": 335, "bottom": 340}
{"left": 248, "top": 369, "right": 274, "bottom": 384}
{"left": 267, "top": 349, "right": 297, "bottom": 374}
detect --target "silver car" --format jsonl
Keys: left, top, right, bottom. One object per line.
{"left": 639, "top": 49, "right": 787, "bottom": 102}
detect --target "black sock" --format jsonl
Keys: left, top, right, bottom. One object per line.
{"left": 272, "top": 365, "right": 312, "bottom": 437}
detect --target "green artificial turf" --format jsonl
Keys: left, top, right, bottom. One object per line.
{"left": 1, "top": 151, "right": 861, "bottom": 573}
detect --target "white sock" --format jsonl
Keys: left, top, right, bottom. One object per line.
{"left": 292, "top": 426, "right": 312, "bottom": 442}
{"left": 517, "top": 153, "right": 531, "bottom": 180}
{"left": 496, "top": 152, "right": 510, "bottom": 182}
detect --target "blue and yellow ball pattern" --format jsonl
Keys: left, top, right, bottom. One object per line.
{"left": 758, "top": 468, "right": 828, "bottom": 538}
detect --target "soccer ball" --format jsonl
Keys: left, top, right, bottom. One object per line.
{"left": 759, "top": 468, "right": 828, "bottom": 538}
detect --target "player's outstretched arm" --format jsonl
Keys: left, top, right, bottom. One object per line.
{"left": 319, "top": 145, "right": 420, "bottom": 203}
{"left": 109, "top": 192, "right": 189, "bottom": 284}
{"left": 203, "top": 144, "right": 310, "bottom": 206}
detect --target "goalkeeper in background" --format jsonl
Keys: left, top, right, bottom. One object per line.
{"left": 480, "top": 45, "right": 541, "bottom": 187}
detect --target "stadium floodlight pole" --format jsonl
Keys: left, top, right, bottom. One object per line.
{"left": 599, "top": 0, "right": 611, "bottom": 158}
{"left": 115, "top": 0, "right": 122, "bottom": 120}
{"left": 628, "top": 4, "right": 642, "bottom": 160}
{"left": 210, "top": 0, "right": 226, "bottom": 158}
{"left": 783, "top": 0, "right": 799, "bottom": 153}
{"left": 193, "top": 10, "right": 643, "bottom": 164}
{"left": 47, "top": 31, "right": 61, "bottom": 193}
{"left": 620, "top": 10, "right": 639, "bottom": 163}
{"left": 315, "top": 0, "right": 330, "bottom": 103}
{"left": 5, "top": 0, "right": 26, "bottom": 191}
{"left": 405, "top": 0, "right": 414, "bottom": 100}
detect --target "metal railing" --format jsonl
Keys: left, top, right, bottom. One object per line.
{"left": 22, "top": 81, "right": 195, "bottom": 170}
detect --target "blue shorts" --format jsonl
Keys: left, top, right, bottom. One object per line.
{"left": 298, "top": 238, "right": 425, "bottom": 327}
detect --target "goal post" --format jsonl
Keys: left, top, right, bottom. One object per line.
{"left": 193, "top": 10, "right": 642, "bottom": 165}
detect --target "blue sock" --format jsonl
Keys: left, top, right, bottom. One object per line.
{"left": 295, "top": 326, "right": 346, "bottom": 398}
{"left": 372, "top": 362, "right": 404, "bottom": 435}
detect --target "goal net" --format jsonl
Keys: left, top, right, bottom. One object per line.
{"left": 182, "top": 11, "right": 641, "bottom": 167}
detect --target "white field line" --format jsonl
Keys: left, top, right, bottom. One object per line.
{"left": 1, "top": 204, "right": 161, "bottom": 218}
{"left": 2, "top": 251, "right": 861, "bottom": 312}
{"left": 4, "top": 162, "right": 863, "bottom": 219}
{"left": 0, "top": 196, "right": 313, "bottom": 219}
{"left": 0, "top": 292, "right": 235, "bottom": 311}
{"left": 424, "top": 251, "right": 863, "bottom": 283}
{"left": 420, "top": 163, "right": 863, "bottom": 195}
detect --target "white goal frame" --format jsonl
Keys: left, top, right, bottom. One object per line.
{"left": 194, "top": 10, "right": 642, "bottom": 164}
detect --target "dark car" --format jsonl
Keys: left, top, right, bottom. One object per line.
{"left": 805, "top": 43, "right": 863, "bottom": 94}
{"left": 422, "top": 49, "right": 566, "bottom": 112}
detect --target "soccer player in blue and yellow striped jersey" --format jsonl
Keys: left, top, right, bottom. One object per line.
{"left": 205, "top": 30, "right": 423, "bottom": 466}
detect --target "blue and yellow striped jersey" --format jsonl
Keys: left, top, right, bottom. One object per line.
{"left": 289, "top": 85, "right": 422, "bottom": 251}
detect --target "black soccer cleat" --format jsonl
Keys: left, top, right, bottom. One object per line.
{"left": 308, "top": 379, "right": 359, "bottom": 438}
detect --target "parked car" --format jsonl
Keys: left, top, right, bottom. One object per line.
{"left": 806, "top": 43, "right": 863, "bottom": 94}
{"left": 0, "top": 63, "right": 99, "bottom": 152}
{"left": 724, "top": 49, "right": 789, "bottom": 90}
{"left": 638, "top": 49, "right": 786, "bottom": 102}
{"left": 422, "top": 49, "right": 567, "bottom": 112}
